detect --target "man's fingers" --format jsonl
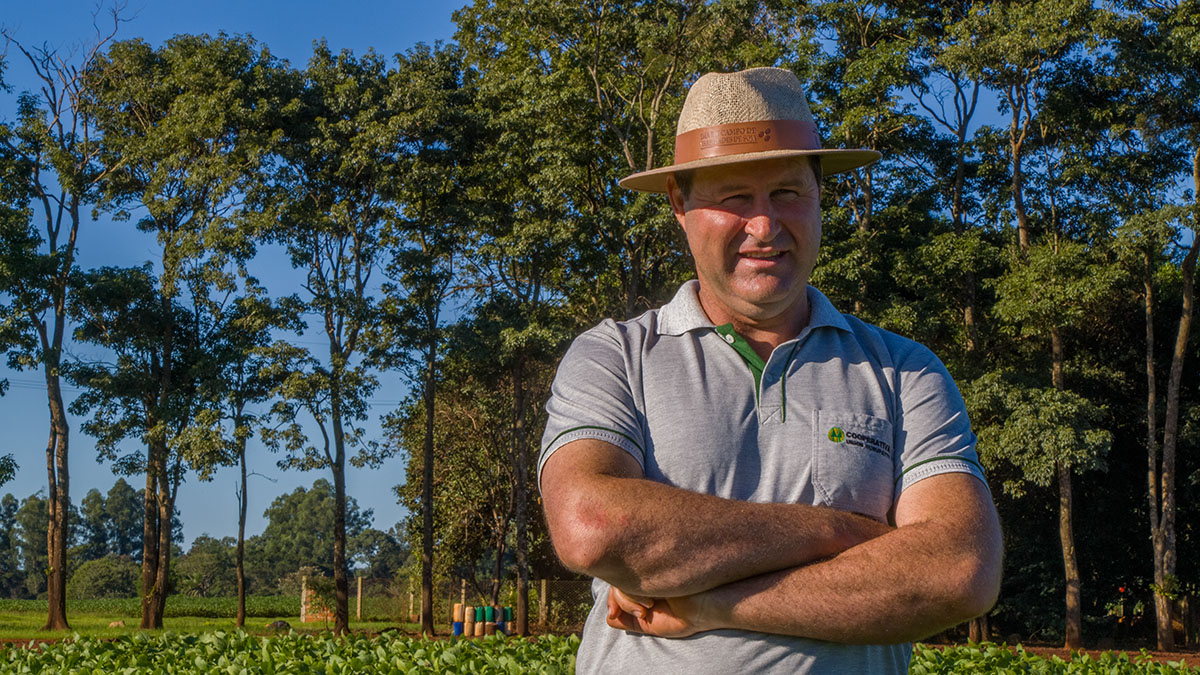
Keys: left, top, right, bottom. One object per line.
{"left": 606, "top": 607, "right": 645, "bottom": 633}
{"left": 610, "top": 587, "right": 652, "bottom": 617}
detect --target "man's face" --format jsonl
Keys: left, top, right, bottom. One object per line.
{"left": 667, "top": 157, "right": 821, "bottom": 328}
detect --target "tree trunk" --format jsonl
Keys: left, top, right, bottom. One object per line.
{"left": 420, "top": 340, "right": 437, "bottom": 636}
{"left": 968, "top": 615, "right": 989, "bottom": 643}
{"left": 1051, "top": 327, "right": 1083, "bottom": 649}
{"left": 150, "top": 466, "right": 174, "bottom": 628}
{"left": 1154, "top": 152, "right": 1198, "bottom": 649}
{"left": 1008, "top": 84, "right": 1032, "bottom": 256}
{"left": 331, "top": 396, "right": 350, "bottom": 636}
{"left": 236, "top": 435, "right": 248, "bottom": 629}
{"left": 140, "top": 440, "right": 162, "bottom": 629}
{"left": 42, "top": 371, "right": 70, "bottom": 631}
{"left": 491, "top": 536, "right": 505, "bottom": 607}
{"left": 512, "top": 359, "right": 530, "bottom": 636}
{"left": 853, "top": 168, "right": 873, "bottom": 315}
{"left": 1058, "top": 461, "right": 1083, "bottom": 650}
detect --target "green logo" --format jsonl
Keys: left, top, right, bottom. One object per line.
{"left": 828, "top": 427, "right": 845, "bottom": 443}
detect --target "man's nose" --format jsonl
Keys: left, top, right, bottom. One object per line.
{"left": 743, "top": 201, "right": 781, "bottom": 242}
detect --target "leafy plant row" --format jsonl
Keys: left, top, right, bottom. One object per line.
{"left": 0, "top": 632, "right": 579, "bottom": 674}
{"left": 911, "top": 643, "right": 1199, "bottom": 674}
{"left": 0, "top": 596, "right": 299, "bottom": 619}
{"left": 1, "top": 635, "right": 1196, "bottom": 674}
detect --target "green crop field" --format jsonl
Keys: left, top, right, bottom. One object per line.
{"left": 0, "top": 632, "right": 580, "bottom": 674}
{"left": 0, "top": 600, "right": 1196, "bottom": 674}
{"left": 912, "top": 644, "right": 1199, "bottom": 674}
{"left": 0, "top": 635, "right": 1196, "bottom": 674}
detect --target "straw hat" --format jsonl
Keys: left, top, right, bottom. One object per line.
{"left": 619, "top": 67, "right": 880, "bottom": 193}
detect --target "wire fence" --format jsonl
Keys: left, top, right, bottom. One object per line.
{"left": 329, "top": 577, "right": 594, "bottom": 633}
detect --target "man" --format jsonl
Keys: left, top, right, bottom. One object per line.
{"left": 538, "top": 67, "right": 1002, "bottom": 673}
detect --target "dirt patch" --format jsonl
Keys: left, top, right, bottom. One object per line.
{"left": 1018, "top": 644, "right": 1200, "bottom": 666}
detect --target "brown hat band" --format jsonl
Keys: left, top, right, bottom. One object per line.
{"left": 674, "top": 120, "right": 821, "bottom": 165}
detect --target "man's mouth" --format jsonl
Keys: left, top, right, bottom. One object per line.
{"left": 739, "top": 250, "right": 784, "bottom": 259}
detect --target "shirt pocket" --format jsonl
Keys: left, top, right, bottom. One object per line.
{"left": 811, "top": 410, "right": 895, "bottom": 521}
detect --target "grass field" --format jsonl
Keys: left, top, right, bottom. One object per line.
{"left": 0, "top": 596, "right": 413, "bottom": 640}
{"left": 0, "top": 599, "right": 1197, "bottom": 673}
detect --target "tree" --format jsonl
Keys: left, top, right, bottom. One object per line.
{"left": 174, "top": 536, "right": 237, "bottom": 597}
{"left": 78, "top": 488, "right": 109, "bottom": 560}
{"left": 257, "top": 43, "right": 392, "bottom": 635}
{"left": 386, "top": 342, "right": 548, "bottom": 608}
{"left": 84, "top": 33, "right": 285, "bottom": 629}
{"left": 906, "top": 1, "right": 993, "bottom": 363}
{"left": 105, "top": 478, "right": 142, "bottom": 559}
{"left": 67, "top": 555, "right": 139, "bottom": 599}
{"left": 370, "top": 42, "right": 477, "bottom": 635}
{"left": 454, "top": 0, "right": 751, "bottom": 632}
{"left": 203, "top": 291, "right": 300, "bottom": 626}
{"left": 943, "top": 0, "right": 1096, "bottom": 648}
{"left": 243, "top": 479, "right": 374, "bottom": 590}
{"left": 0, "top": 494, "right": 24, "bottom": 597}
{"left": 0, "top": 10, "right": 122, "bottom": 630}
{"left": 1099, "top": 0, "right": 1200, "bottom": 650}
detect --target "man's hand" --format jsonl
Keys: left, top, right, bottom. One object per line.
{"left": 606, "top": 587, "right": 706, "bottom": 639}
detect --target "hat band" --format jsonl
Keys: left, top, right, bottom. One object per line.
{"left": 674, "top": 120, "right": 820, "bottom": 165}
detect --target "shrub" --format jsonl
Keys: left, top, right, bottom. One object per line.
{"left": 66, "top": 555, "right": 140, "bottom": 599}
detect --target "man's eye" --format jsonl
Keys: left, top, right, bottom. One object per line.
{"left": 721, "top": 194, "right": 749, "bottom": 204}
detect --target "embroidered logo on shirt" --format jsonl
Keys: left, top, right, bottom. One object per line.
{"left": 843, "top": 430, "right": 892, "bottom": 458}
{"left": 827, "top": 427, "right": 845, "bottom": 443}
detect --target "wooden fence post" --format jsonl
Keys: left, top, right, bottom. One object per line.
{"left": 300, "top": 576, "right": 308, "bottom": 623}
{"left": 538, "top": 579, "right": 548, "bottom": 626}
{"left": 356, "top": 577, "right": 363, "bottom": 621}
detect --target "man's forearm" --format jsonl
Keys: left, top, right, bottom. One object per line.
{"left": 636, "top": 474, "right": 1002, "bottom": 643}
{"left": 542, "top": 441, "right": 892, "bottom": 597}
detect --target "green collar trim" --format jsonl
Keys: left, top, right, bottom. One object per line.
{"left": 714, "top": 323, "right": 765, "bottom": 393}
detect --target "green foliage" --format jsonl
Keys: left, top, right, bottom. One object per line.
{"left": 241, "top": 479, "right": 399, "bottom": 593}
{"left": 910, "top": 643, "right": 1199, "bottom": 674}
{"left": 0, "top": 595, "right": 298, "bottom": 618}
{"left": 0, "top": 637, "right": 1195, "bottom": 673}
{"left": 66, "top": 555, "right": 140, "bottom": 599}
{"left": 0, "top": 632, "right": 581, "bottom": 674}
{"left": 966, "top": 371, "right": 1111, "bottom": 496}
{"left": 174, "top": 536, "right": 238, "bottom": 598}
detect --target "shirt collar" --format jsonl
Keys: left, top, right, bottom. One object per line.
{"left": 656, "top": 280, "right": 851, "bottom": 337}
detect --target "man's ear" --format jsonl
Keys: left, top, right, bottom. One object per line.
{"left": 666, "top": 175, "right": 687, "bottom": 229}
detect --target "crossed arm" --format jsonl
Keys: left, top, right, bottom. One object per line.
{"left": 540, "top": 438, "right": 1002, "bottom": 644}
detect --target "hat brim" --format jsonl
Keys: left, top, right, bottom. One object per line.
{"left": 618, "top": 148, "right": 882, "bottom": 194}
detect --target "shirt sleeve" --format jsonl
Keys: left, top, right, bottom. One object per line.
{"left": 892, "top": 343, "right": 989, "bottom": 498}
{"left": 537, "top": 321, "right": 647, "bottom": 492}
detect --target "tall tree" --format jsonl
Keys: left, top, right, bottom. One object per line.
{"left": 453, "top": 0, "right": 795, "bottom": 632}
{"left": 0, "top": 494, "right": 22, "bottom": 597}
{"left": 809, "top": 1, "right": 930, "bottom": 319}
{"left": 204, "top": 291, "right": 299, "bottom": 627}
{"left": 258, "top": 43, "right": 391, "bottom": 635}
{"left": 77, "top": 488, "right": 109, "bottom": 560}
{"left": 1099, "top": 0, "right": 1200, "bottom": 650}
{"left": 906, "top": 1, "right": 991, "bottom": 361}
{"left": 104, "top": 477, "right": 142, "bottom": 559}
{"left": 85, "top": 33, "right": 283, "bottom": 628}
{"left": 945, "top": 0, "right": 1094, "bottom": 648}
{"left": 0, "top": 13, "right": 121, "bottom": 630}
{"left": 65, "top": 264, "right": 205, "bottom": 627}
{"left": 243, "top": 479, "right": 375, "bottom": 588}
{"left": 371, "top": 42, "right": 476, "bottom": 636}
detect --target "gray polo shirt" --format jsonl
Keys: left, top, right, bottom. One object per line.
{"left": 538, "top": 281, "right": 986, "bottom": 674}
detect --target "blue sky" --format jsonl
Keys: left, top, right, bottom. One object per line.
{"left": 1, "top": 1, "right": 468, "bottom": 549}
